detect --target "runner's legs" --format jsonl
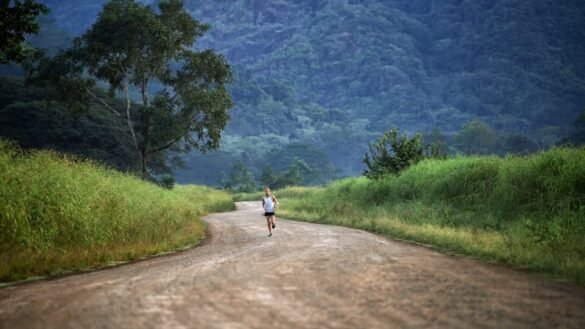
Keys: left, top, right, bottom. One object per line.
{"left": 266, "top": 217, "right": 272, "bottom": 234}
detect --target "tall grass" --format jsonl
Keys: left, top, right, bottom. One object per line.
{"left": 0, "top": 139, "right": 234, "bottom": 282}
{"left": 276, "top": 147, "right": 585, "bottom": 285}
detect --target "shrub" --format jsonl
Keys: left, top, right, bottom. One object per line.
{"left": 159, "top": 175, "right": 175, "bottom": 189}
{"left": 363, "top": 128, "right": 425, "bottom": 179}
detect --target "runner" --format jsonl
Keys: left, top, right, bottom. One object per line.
{"left": 262, "top": 186, "right": 279, "bottom": 237}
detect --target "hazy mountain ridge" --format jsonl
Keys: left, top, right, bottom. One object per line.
{"left": 22, "top": 0, "right": 585, "bottom": 182}
{"left": 36, "top": 0, "right": 585, "bottom": 128}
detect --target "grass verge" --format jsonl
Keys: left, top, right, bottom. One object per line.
{"left": 0, "top": 139, "right": 234, "bottom": 283}
{"left": 275, "top": 147, "right": 585, "bottom": 285}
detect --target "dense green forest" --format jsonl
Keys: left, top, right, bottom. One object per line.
{"left": 0, "top": 76, "right": 138, "bottom": 171}
{"left": 2, "top": 0, "right": 585, "bottom": 186}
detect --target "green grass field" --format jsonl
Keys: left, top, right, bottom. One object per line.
{"left": 243, "top": 147, "right": 585, "bottom": 285}
{"left": 0, "top": 139, "right": 234, "bottom": 282}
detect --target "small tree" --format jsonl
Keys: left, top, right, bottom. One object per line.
{"left": 223, "top": 161, "right": 256, "bottom": 192}
{"left": 282, "top": 158, "right": 307, "bottom": 185}
{"left": 29, "top": 0, "right": 232, "bottom": 178}
{"left": 260, "top": 165, "right": 277, "bottom": 187}
{"left": 159, "top": 175, "right": 175, "bottom": 189}
{"left": 270, "top": 158, "right": 309, "bottom": 189}
{"left": 503, "top": 134, "right": 538, "bottom": 155}
{"left": 363, "top": 128, "right": 424, "bottom": 179}
{"left": 559, "top": 109, "right": 585, "bottom": 146}
{"left": 0, "top": 0, "right": 48, "bottom": 64}
{"left": 454, "top": 120, "right": 497, "bottom": 155}
{"left": 426, "top": 128, "right": 449, "bottom": 159}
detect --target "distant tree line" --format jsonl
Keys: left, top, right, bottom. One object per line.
{"left": 219, "top": 157, "right": 322, "bottom": 192}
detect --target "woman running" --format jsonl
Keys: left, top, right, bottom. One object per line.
{"left": 262, "top": 186, "right": 279, "bottom": 237}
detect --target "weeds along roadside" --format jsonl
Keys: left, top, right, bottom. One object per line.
{"left": 273, "top": 147, "right": 585, "bottom": 285}
{"left": 0, "top": 139, "right": 234, "bottom": 283}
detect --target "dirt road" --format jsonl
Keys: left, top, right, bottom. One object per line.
{"left": 1, "top": 202, "right": 584, "bottom": 328}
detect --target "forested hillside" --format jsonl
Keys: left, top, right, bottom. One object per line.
{"left": 189, "top": 0, "right": 585, "bottom": 134}
{"left": 0, "top": 77, "right": 138, "bottom": 171}
{"left": 3, "top": 0, "right": 585, "bottom": 184}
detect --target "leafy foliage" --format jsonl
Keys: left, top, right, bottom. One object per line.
{"left": 4, "top": 0, "right": 585, "bottom": 182}
{"left": 0, "top": 76, "right": 138, "bottom": 170}
{"left": 258, "top": 161, "right": 305, "bottom": 190}
{"left": 453, "top": 120, "right": 498, "bottom": 155}
{"left": 271, "top": 158, "right": 308, "bottom": 189}
{"left": 159, "top": 175, "right": 176, "bottom": 190}
{"left": 221, "top": 160, "right": 256, "bottom": 192}
{"left": 265, "top": 142, "right": 339, "bottom": 185}
{"left": 221, "top": 157, "right": 321, "bottom": 191}
{"left": 260, "top": 165, "right": 277, "bottom": 188}
{"left": 424, "top": 128, "right": 449, "bottom": 160}
{"left": 0, "top": 0, "right": 49, "bottom": 64}
{"left": 559, "top": 109, "right": 585, "bottom": 146}
{"left": 29, "top": 0, "right": 233, "bottom": 177}
{"left": 176, "top": 140, "right": 339, "bottom": 187}
{"left": 363, "top": 128, "right": 424, "bottom": 179}
{"left": 502, "top": 134, "right": 539, "bottom": 155}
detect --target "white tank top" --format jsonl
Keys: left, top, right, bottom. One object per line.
{"left": 263, "top": 196, "right": 275, "bottom": 212}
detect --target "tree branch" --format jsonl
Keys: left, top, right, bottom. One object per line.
{"left": 124, "top": 82, "right": 142, "bottom": 161}
{"left": 84, "top": 87, "right": 122, "bottom": 118}
{"left": 146, "top": 133, "right": 186, "bottom": 156}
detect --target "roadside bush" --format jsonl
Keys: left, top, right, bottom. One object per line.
{"left": 159, "top": 175, "right": 175, "bottom": 189}
{"left": 363, "top": 128, "right": 425, "bottom": 179}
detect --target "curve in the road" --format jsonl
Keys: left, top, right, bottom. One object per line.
{"left": 0, "top": 201, "right": 584, "bottom": 329}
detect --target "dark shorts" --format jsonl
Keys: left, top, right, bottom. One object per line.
{"left": 264, "top": 212, "right": 275, "bottom": 217}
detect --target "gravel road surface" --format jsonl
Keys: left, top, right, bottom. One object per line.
{"left": 1, "top": 201, "right": 584, "bottom": 328}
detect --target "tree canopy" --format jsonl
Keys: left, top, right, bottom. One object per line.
{"left": 4, "top": 0, "right": 585, "bottom": 183}
{"left": 30, "top": 0, "right": 232, "bottom": 177}
{"left": 0, "top": 0, "right": 49, "bottom": 64}
{"left": 221, "top": 161, "right": 256, "bottom": 192}
{"left": 363, "top": 128, "right": 425, "bottom": 179}
{"left": 454, "top": 120, "right": 498, "bottom": 155}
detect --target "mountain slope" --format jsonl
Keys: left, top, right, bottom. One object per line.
{"left": 18, "top": 0, "right": 585, "bottom": 181}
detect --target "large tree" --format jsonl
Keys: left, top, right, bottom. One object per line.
{"left": 0, "top": 0, "right": 48, "bottom": 64}
{"left": 30, "top": 0, "right": 232, "bottom": 177}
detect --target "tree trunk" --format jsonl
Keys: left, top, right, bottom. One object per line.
{"left": 139, "top": 79, "right": 150, "bottom": 179}
{"left": 123, "top": 82, "right": 143, "bottom": 175}
{"left": 140, "top": 149, "right": 147, "bottom": 178}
